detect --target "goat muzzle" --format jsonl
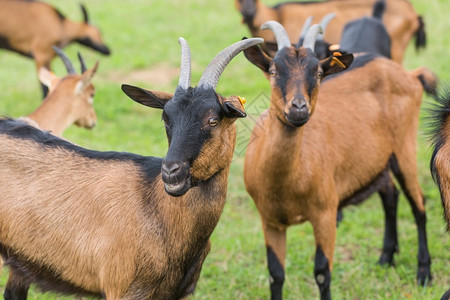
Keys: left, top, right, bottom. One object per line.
{"left": 284, "top": 98, "right": 310, "bottom": 127}
{"left": 161, "top": 160, "right": 192, "bottom": 197}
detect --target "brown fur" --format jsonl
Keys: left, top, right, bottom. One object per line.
{"left": 0, "top": 0, "right": 108, "bottom": 71}
{"left": 235, "top": 0, "right": 422, "bottom": 63}
{"left": 0, "top": 96, "right": 238, "bottom": 298}
{"left": 244, "top": 50, "right": 428, "bottom": 296}
{"left": 24, "top": 64, "right": 99, "bottom": 136}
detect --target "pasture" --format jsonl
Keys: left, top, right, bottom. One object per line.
{"left": 0, "top": 0, "right": 448, "bottom": 299}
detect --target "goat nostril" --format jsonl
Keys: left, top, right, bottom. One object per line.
{"left": 162, "top": 163, "right": 181, "bottom": 176}
{"left": 292, "top": 100, "right": 307, "bottom": 110}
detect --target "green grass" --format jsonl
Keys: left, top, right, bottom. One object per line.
{"left": 0, "top": 0, "right": 449, "bottom": 299}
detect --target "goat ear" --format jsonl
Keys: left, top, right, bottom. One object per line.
{"left": 121, "top": 84, "right": 173, "bottom": 109}
{"left": 243, "top": 38, "right": 272, "bottom": 73}
{"left": 222, "top": 96, "right": 247, "bottom": 119}
{"left": 38, "top": 67, "right": 58, "bottom": 91}
{"left": 75, "top": 61, "right": 99, "bottom": 94}
{"left": 320, "top": 53, "right": 354, "bottom": 77}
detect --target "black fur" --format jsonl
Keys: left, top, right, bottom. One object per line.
{"left": 441, "top": 289, "right": 450, "bottom": 300}
{"left": 372, "top": 0, "right": 385, "bottom": 19}
{"left": 266, "top": 246, "right": 284, "bottom": 300}
{"left": 0, "top": 118, "right": 162, "bottom": 182}
{"left": 75, "top": 37, "right": 111, "bottom": 55}
{"left": 314, "top": 246, "right": 331, "bottom": 300}
{"left": 324, "top": 53, "right": 378, "bottom": 82}
{"left": 415, "top": 16, "right": 426, "bottom": 51}
{"left": 0, "top": 35, "right": 33, "bottom": 58}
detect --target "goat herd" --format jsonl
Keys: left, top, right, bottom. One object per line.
{"left": 0, "top": 0, "right": 448, "bottom": 299}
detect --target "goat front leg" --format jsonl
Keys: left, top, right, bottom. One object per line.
{"left": 310, "top": 208, "right": 337, "bottom": 300}
{"left": 262, "top": 220, "right": 286, "bottom": 300}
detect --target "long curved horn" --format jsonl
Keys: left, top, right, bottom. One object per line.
{"left": 299, "top": 16, "right": 314, "bottom": 39}
{"left": 317, "top": 13, "right": 336, "bottom": 40}
{"left": 52, "top": 46, "right": 76, "bottom": 74}
{"left": 197, "top": 38, "right": 263, "bottom": 90}
{"left": 261, "top": 21, "right": 291, "bottom": 50}
{"left": 77, "top": 52, "right": 87, "bottom": 73}
{"left": 178, "top": 37, "right": 191, "bottom": 89}
{"left": 80, "top": 4, "right": 89, "bottom": 23}
{"left": 302, "top": 24, "right": 323, "bottom": 52}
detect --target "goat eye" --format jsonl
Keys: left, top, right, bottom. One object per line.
{"left": 316, "top": 72, "right": 323, "bottom": 79}
{"left": 269, "top": 70, "right": 277, "bottom": 77}
{"left": 208, "top": 118, "right": 219, "bottom": 127}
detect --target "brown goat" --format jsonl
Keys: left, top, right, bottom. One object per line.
{"left": 0, "top": 0, "right": 109, "bottom": 95}
{"left": 0, "top": 37, "right": 262, "bottom": 299}
{"left": 235, "top": 0, "right": 425, "bottom": 63}
{"left": 243, "top": 21, "right": 431, "bottom": 299}
{"left": 24, "top": 47, "right": 99, "bottom": 136}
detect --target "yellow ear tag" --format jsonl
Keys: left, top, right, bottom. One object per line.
{"left": 330, "top": 56, "right": 346, "bottom": 68}
{"left": 333, "top": 51, "right": 343, "bottom": 57}
{"left": 238, "top": 96, "right": 246, "bottom": 108}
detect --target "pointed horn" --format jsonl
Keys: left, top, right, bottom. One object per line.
{"left": 299, "top": 16, "right": 314, "bottom": 39}
{"left": 261, "top": 21, "right": 291, "bottom": 50}
{"left": 178, "top": 37, "right": 191, "bottom": 89}
{"left": 78, "top": 52, "right": 87, "bottom": 73}
{"left": 52, "top": 46, "right": 76, "bottom": 74}
{"left": 317, "top": 13, "right": 336, "bottom": 40}
{"left": 197, "top": 38, "right": 263, "bottom": 90}
{"left": 80, "top": 3, "right": 89, "bottom": 23}
{"left": 302, "top": 24, "right": 323, "bottom": 52}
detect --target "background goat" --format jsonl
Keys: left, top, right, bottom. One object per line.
{"left": 0, "top": 37, "right": 262, "bottom": 300}
{"left": 0, "top": 0, "right": 110, "bottom": 95}
{"left": 243, "top": 21, "right": 431, "bottom": 299}
{"left": 235, "top": 0, "right": 426, "bottom": 63}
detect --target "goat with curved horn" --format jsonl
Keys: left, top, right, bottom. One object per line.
{"left": 300, "top": 16, "right": 314, "bottom": 40}
{"left": 52, "top": 46, "right": 76, "bottom": 74}
{"left": 318, "top": 13, "right": 336, "bottom": 40}
{"left": 260, "top": 21, "right": 291, "bottom": 51}
{"left": 197, "top": 38, "right": 263, "bottom": 89}
{"left": 178, "top": 37, "right": 191, "bottom": 89}
{"left": 303, "top": 24, "right": 324, "bottom": 52}
{"left": 77, "top": 52, "right": 87, "bottom": 73}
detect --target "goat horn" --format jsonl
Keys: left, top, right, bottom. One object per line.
{"left": 197, "top": 38, "right": 263, "bottom": 90}
{"left": 80, "top": 3, "right": 89, "bottom": 23}
{"left": 317, "top": 13, "right": 336, "bottom": 40}
{"left": 299, "top": 16, "right": 314, "bottom": 39}
{"left": 78, "top": 52, "right": 87, "bottom": 73}
{"left": 261, "top": 21, "right": 291, "bottom": 50}
{"left": 302, "top": 24, "right": 323, "bottom": 52}
{"left": 52, "top": 46, "right": 76, "bottom": 74}
{"left": 178, "top": 37, "right": 191, "bottom": 89}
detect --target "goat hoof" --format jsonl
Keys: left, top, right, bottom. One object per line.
{"left": 417, "top": 266, "right": 432, "bottom": 287}
{"left": 378, "top": 253, "right": 395, "bottom": 266}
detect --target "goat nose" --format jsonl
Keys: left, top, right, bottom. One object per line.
{"left": 162, "top": 162, "right": 181, "bottom": 177}
{"left": 292, "top": 99, "right": 307, "bottom": 110}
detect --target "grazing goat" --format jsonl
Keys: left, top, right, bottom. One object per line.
{"left": 243, "top": 21, "right": 431, "bottom": 299}
{"left": 235, "top": 0, "right": 426, "bottom": 63}
{"left": 23, "top": 46, "right": 99, "bottom": 136}
{"left": 0, "top": 37, "right": 262, "bottom": 300}
{"left": 0, "top": 0, "right": 110, "bottom": 95}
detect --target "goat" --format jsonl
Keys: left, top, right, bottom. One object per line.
{"left": 0, "top": 37, "right": 262, "bottom": 300}
{"left": 428, "top": 87, "right": 450, "bottom": 300}
{"left": 243, "top": 21, "right": 431, "bottom": 299}
{"left": 429, "top": 88, "right": 450, "bottom": 230}
{"left": 0, "top": 0, "right": 110, "bottom": 95}
{"left": 22, "top": 46, "right": 99, "bottom": 136}
{"left": 235, "top": 0, "right": 426, "bottom": 63}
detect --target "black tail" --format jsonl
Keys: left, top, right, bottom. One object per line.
{"left": 415, "top": 16, "right": 426, "bottom": 51}
{"left": 372, "top": 0, "right": 386, "bottom": 19}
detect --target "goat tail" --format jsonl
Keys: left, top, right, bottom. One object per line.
{"left": 415, "top": 16, "right": 426, "bottom": 51}
{"left": 372, "top": 0, "right": 386, "bottom": 19}
{"left": 410, "top": 66, "right": 438, "bottom": 98}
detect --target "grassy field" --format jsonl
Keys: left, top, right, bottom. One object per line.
{"left": 0, "top": 0, "right": 449, "bottom": 299}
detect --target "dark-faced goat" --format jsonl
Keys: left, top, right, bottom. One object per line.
{"left": 235, "top": 0, "right": 426, "bottom": 63}
{"left": 243, "top": 21, "right": 431, "bottom": 299}
{"left": 0, "top": 0, "right": 109, "bottom": 94}
{"left": 0, "top": 37, "right": 262, "bottom": 300}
